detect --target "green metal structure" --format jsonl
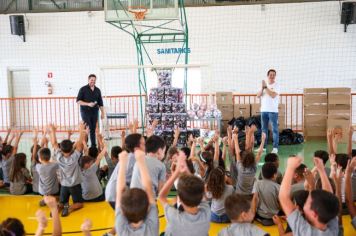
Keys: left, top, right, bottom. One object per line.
{"left": 104, "top": 0, "right": 189, "bottom": 131}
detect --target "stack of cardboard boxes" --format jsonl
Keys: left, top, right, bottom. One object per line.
{"left": 327, "top": 88, "right": 351, "bottom": 143}
{"left": 216, "top": 92, "right": 234, "bottom": 134}
{"left": 303, "top": 88, "right": 328, "bottom": 139}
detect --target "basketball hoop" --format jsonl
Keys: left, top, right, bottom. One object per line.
{"left": 128, "top": 6, "right": 148, "bottom": 20}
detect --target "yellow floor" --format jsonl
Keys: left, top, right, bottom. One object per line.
{"left": 0, "top": 195, "right": 355, "bottom": 235}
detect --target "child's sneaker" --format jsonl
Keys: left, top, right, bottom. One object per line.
{"left": 271, "top": 148, "right": 278, "bottom": 154}
{"left": 39, "top": 199, "right": 46, "bottom": 207}
{"left": 61, "top": 204, "right": 69, "bottom": 217}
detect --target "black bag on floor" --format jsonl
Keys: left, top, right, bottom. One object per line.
{"left": 279, "top": 129, "right": 304, "bottom": 145}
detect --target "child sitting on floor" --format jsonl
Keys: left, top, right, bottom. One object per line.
{"left": 254, "top": 162, "right": 281, "bottom": 226}
{"left": 80, "top": 144, "right": 106, "bottom": 202}
{"left": 159, "top": 150, "right": 211, "bottom": 236}
{"left": 9, "top": 153, "right": 32, "bottom": 195}
{"left": 115, "top": 149, "right": 158, "bottom": 235}
{"left": 206, "top": 167, "right": 234, "bottom": 223}
{"left": 218, "top": 193, "right": 269, "bottom": 236}
{"left": 37, "top": 147, "right": 59, "bottom": 206}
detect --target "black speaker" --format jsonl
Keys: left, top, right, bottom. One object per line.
{"left": 341, "top": 2, "right": 356, "bottom": 25}
{"left": 9, "top": 15, "right": 25, "bottom": 36}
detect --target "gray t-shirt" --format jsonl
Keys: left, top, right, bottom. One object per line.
{"left": 105, "top": 153, "right": 136, "bottom": 202}
{"left": 207, "top": 185, "right": 235, "bottom": 216}
{"left": 253, "top": 179, "right": 280, "bottom": 219}
{"left": 235, "top": 160, "right": 256, "bottom": 195}
{"left": 36, "top": 162, "right": 59, "bottom": 195}
{"left": 130, "top": 156, "right": 166, "bottom": 198}
{"left": 164, "top": 201, "right": 211, "bottom": 236}
{"left": 31, "top": 162, "right": 40, "bottom": 193}
{"left": 105, "top": 154, "right": 117, "bottom": 180}
{"left": 10, "top": 168, "right": 31, "bottom": 195}
{"left": 218, "top": 222, "right": 269, "bottom": 236}
{"left": 115, "top": 204, "right": 158, "bottom": 236}
{"left": 53, "top": 150, "right": 82, "bottom": 187}
{"left": 81, "top": 163, "right": 103, "bottom": 200}
{"left": 287, "top": 209, "right": 339, "bottom": 236}
{"left": 2, "top": 155, "right": 14, "bottom": 184}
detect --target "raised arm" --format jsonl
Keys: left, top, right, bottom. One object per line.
{"left": 32, "top": 129, "right": 39, "bottom": 163}
{"left": 35, "top": 210, "right": 48, "bottom": 236}
{"left": 135, "top": 149, "right": 155, "bottom": 204}
{"left": 213, "top": 130, "right": 220, "bottom": 166}
{"left": 81, "top": 219, "right": 92, "bottom": 236}
{"left": 314, "top": 157, "right": 333, "bottom": 193}
{"left": 232, "top": 132, "right": 241, "bottom": 161}
{"left": 345, "top": 158, "right": 356, "bottom": 219}
{"left": 49, "top": 124, "right": 59, "bottom": 150}
{"left": 159, "top": 151, "right": 187, "bottom": 205}
{"left": 333, "top": 166, "right": 343, "bottom": 226}
{"left": 3, "top": 128, "right": 12, "bottom": 145}
{"left": 255, "top": 132, "right": 266, "bottom": 163}
{"left": 172, "top": 127, "right": 180, "bottom": 147}
{"left": 347, "top": 126, "right": 354, "bottom": 157}
{"left": 44, "top": 196, "right": 62, "bottom": 236}
{"left": 221, "top": 137, "right": 228, "bottom": 161}
{"left": 327, "top": 129, "right": 335, "bottom": 155}
{"left": 12, "top": 131, "right": 24, "bottom": 156}
{"left": 75, "top": 123, "right": 85, "bottom": 153}
{"left": 40, "top": 127, "right": 49, "bottom": 148}
{"left": 116, "top": 150, "right": 129, "bottom": 210}
{"left": 279, "top": 156, "right": 302, "bottom": 216}
{"left": 121, "top": 130, "right": 126, "bottom": 149}
{"left": 95, "top": 143, "right": 107, "bottom": 167}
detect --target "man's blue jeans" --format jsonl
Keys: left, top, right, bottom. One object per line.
{"left": 261, "top": 112, "right": 279, "bottom": 149}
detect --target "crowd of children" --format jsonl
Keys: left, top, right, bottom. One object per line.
{"left": 0, "top": 120, "right": 356, "bottom": 236}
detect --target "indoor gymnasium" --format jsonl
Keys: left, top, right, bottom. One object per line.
{"left": 1, "top": 0, "right": 356, "bottom": 235}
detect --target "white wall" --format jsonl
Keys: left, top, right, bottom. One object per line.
{"left": 0, "top": 1, "right": 356, "bottom": 98}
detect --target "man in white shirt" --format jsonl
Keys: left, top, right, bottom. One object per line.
{"left": 257, "top": 69, "right": 280, "bottom": 154}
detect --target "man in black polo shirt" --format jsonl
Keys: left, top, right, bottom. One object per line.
{"left": 77, "top": 74, "right": 105, "bottom": 147}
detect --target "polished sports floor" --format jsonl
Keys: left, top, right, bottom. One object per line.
{"left": 1, "top": 139, "right": 356, "bottom": 235}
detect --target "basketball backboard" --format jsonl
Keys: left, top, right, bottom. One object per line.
{"left": 105, "top": 0, "right": 179, "bottom": 21}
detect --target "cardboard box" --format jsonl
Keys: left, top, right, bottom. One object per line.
{"left": 304, "top": 88, "right": 328, "bottom": 105}
{"left": 327, "top": 118, "right": 351, "bottom": 143}
{"left": 304, "top": 127, "right": 327, "bottom": 137}
{"left": 304, "top": 104, "right": 328, "bottom": 115}
{"left": 328, "top": 104, "right": 351, "bottom": 120}
{"left": 304, "top": 88, "right": 328, "bottom": 94}
{"left": 251, "top": 104, "right": 261, "bottom": 116}
{"left": 217, "top": 104, "right": 234, "bottom": 120}
{"left": 216, "top": 92, "right": 233, "bottom": 105}
{"left": 328, "top": 88, "right": 351, "bottom": 105}
{"left": 234, "top": 104, "right": 251, "bottom": 118}
{"left": 304, "top": 115, "right": 327, "bottom": 125}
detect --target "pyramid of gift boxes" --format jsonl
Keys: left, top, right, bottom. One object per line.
{"left": 146, "top": 69, "right": 189, "bottom": 146}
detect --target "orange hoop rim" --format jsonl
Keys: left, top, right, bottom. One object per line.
{"left": 128, "top": 6, "right": 148, "bottom": 20}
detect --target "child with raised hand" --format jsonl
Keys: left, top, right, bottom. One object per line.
{"left": 115, "top": 149, "right": 158, "bottom": 235}
{"left": 49, "top": 123, "right": 85, "bottom": 217}
{"left": 218, "top": 193, "right": 269, "bottom": 236}
{"left": 234, "top": 131, "right": 266, "bottom": 195}
{"left": 31, "top": 129, "right": 41, "bottom": 194}
{"left": 1, "top": 131, "right": 23, "bottom": 188}
{"left": 9, "top": 152, "right": 32, "bottom": 195}
{"left": 80, "top": 143, "right": 107, "bottom": 202}
{"left": 130, "top": 135, "right": 166, "bottom": 198}
{"left": 206, "top": 167, "right": 234, "bottom": 223}
{"left": 35, "top": 196, "right": 62, "bottom": 236}
{"left": 159, "top": 150, "right": 211, "bottom": 236}
{"left": 279, "top": 156, "right": 339, "bottom": 236}
{"left": 37, "top": 147, "right": 59, "bottom": 206}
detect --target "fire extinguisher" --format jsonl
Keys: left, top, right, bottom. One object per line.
{"left": 45, "top": 81, "right": 53, "bottom": 95}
